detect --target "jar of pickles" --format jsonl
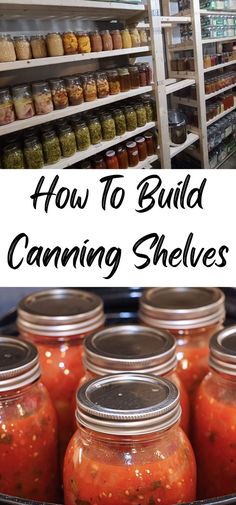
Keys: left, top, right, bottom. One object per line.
{"left": 42, "top": 130, "right": 61, "bottom": 165}
{"left": 135, "top": 135, "right": 148, "bottom": 160}
{"left": 135, "top": 103, "right": 147, "bottom": 127}
{"left": 117, "top": 145, "right": 129, "bottom": 168}
{"left": 101, "top": 30, "right": 113, "bottom": 51}
{"left": 65, "top": 76, "right": 84, "bottom": 106}
{"left": 32, "top": 81, "right": 54, "bottom": 115}
{"left": 110, "top": 29, "right": 122, "bottom": 50}
{"left": 113, "top": 108, "right": 126, "bottom": 136}
{"left": 50, "top": 79, "right": 69, "bottom": 109}
{"left": 129, "top": 66, "right": 140, "bottom": 89}
{"left": 143, "top": 97, "right": 154, "bottom": 122}
{"left": 74, "top": 121, "right": 91, "bottom": 151}
{"left": 126, "top": 140, "right": 139, "bottom": 167}
{"left": 14, "top": 35, "right": 32, "bottom": 60}
{"left": 88, "top": 117, "right": 102, "bottom": 144}
{"left": 125, "top": 105, "right": 138, "bottom": 131}
{"left": 0, "top": 88, "right": 15, "bottom": 126}
{"left": 63, "top": 31, "right": 78, "bottom": 55}
{"left": 46, "top": 32, "right": 64, "bottom": 56}
{"left": 58, "top": 125, "right": 77, "bottom": 157}
{"left": 121, "top": 28, "right": 132, "bottom": 48}
{"left": 3, "top": 143, "right": 25, "bottom": 169}
{"left": 12, "top": 84, "right": 35, "bottom": 120}
{"left": 96, "top": 72, "right": 109, "bottom": 98}
{"left": 118, "top": 68, "right": 131, "bottom": 92}
{"left": 24, "top": 137, "right": 44, "bottom": 169}
{"left": 90, "top": 31, "right": 103, "bottom": 52}
{"left": 0, "top": 35, "right": 16, "bottom": 63}
{"left": 107, "top": 70, "right": 120, "bottom": 95}
{"left": 129, "top": 26, "right": 141, "bottom": 47}
{"left": 77, "top": 32, "right": 91, "bottom": 53}
{"left": 101, "top": 113, "right": 116, "bottom": 141}
{"left": 30, "top": 35, "right": 47, "bottom": 59}
{"left": 83, "top": 74, "right": 97, "bottom": 102}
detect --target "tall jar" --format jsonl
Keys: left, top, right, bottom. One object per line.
{"left": 121, "top": 28, "right": 132, "bottom": 48}
{"left": 3, "top": 143, "right": 25, "bottom": 169}
{"left": 113, "top": 108, "right": 126, "bottom": 136}
{"left": 14, "top": 35, "right": 32, "bottom": 60}
{"left": 24, "top": 136, "right": 44, "bottom": 169}
{"left": 30, "top": 35, "right": 47, "bottom": 59}
{"left": 64, "top": 375, "right": 196, "bottom": 505}
{"left": 12, "top": 84, "right": 35, "bottom": 120}
{"left": 110, "top": 29, "right": 122, "bottom": 50}
{"left": 118, "top": 68, "right": 131, "bottom": 92}
{"left": 101, "top": 30, "right": 113, "bottom": 51}
{"left": 0, "top": 88, "right": 15, "bottom": 126}
{"left": 76, "top": 32, "right": 91, "bottom": 53}
{"left": 58, "top": 125, "right": 77, "bottom": 157}
{"left": 65, "top": 76, "right": 84, "bottom": 106}
{"left": 129, "top": 26, "right": 141, "bottom": 47}
{"left": 135, "top": 102, "right": 147, "bottom": 127}
{"left": 50, "top": 79, "right": 69, "bottom": 109}
{"left": 101, "top": 112, "right": 116, "bottom": 140}
{"left": 96, "top": 72, "right": 109, "bottom": 98}
{"left": 74, "top": 121, "right": 91, "bottom": 151}
{"left": 0, "top": 337, "right": 59, "bottom": 502}
{"left": 107, "top": 70, "right": 121, "bottom": 95}
{"left": 46, "top": 32, "right": 64, "bottom": 57}
{"left": 124, "top": 105, "right": 138, "bottom": 131}
{"left": 0, "top": 34, "right": 16, "bottom": 62}
{"left": 42, "top": 130, "right": 61, "bottom": 165}
{"left": 62, "top": 31, "right": 78, "bottom": 55}
{"left": 129, "top": 66, "right": 140, "bottom": 89}
{"left": 88, "top": 117, "right": 102, "bottom": 144}
{"left": 32, "top": 81, "right": 54, "bottom": 115}
{"left": 193, "top": 327, "right": 236, "bottom": 498}
{"left": 139, "top": 288, "right": 225, "bottom": 396}
{"left": 17, "top": 289, "right": 105, "bottom": 463}
{"left": 90, "top": 31, "right": 103, "bottom": 52}
{"left": 82, "top": 74, "right": 97, "bottom": 102}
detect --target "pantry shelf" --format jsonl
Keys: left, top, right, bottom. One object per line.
{"left": 200, "top": 9, "right": 236, "bottom": 15}
{"left": 128, "top": 154, "right": 158, "bottom": 168}
{"left": 166, "top": 78, "right": 195, "bottom": 94}
{"left": 206, "top": 97, "right": 236, "bottom": 126}
{"left": 172, "top": 96, "right": 198, "bottom": 107}
{"left": 216, "top": 148, "right": 236, "bottom": 169}
{"left": 205, "top": 82, "right": 236, "bottom": 100}
{"left": 202, "top": 35, "right": 236, "bottom": 43}
{"left": 168, "top": 43, "right": 194, "bottom": 51}
{"left": 204, "top": 59, "right": 236, "bottom": 72}
{"left": 170, "top": 132, "right": 199, "bottom": 158}
{"left": 161, "top": 15, "right": 192, "bottom": 23}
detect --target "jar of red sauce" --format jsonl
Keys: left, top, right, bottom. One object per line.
{"left": 193, "top": 326, "right": 236, "bottom": 498}
{"left": 77, "top": 325, "right": 190, "bottom": 434}
{"left": 144, "top": 131, "right": 156, "bottom": 156}
{"left": 106, "top": 150, "right": 119, "bottom": 168}
{"left": 0, "top": 337, "right": 59, "bottom": 503}
{"left": 135, "top": 135, "right": 148, "bottom": 161}
{"left": 17, "top": 289, "right": 105, "bottom": 463}
{"left": 126, "top": 140, "right": 139, "bottom": 167}
{"left": 64, "top": 374, "right": 196, "bottom": 505}
{"left": 139, "top": 288, "right": 225, "bottom": 397}
{"left": 117, "top": 145, "right": 129, "bottom": 168}
{"left": 138, "top": 63, "right": 147, "bottom": 86}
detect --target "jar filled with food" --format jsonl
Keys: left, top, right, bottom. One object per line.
{"left": 139, "top": 287, "right": 225, "bottom": 396}
{"left": 101, "top": 30, "right": 113, "bottom": 51}
{"left": 0, "top": 88, "right": 15, "bottom": 126}
{"left": 65, "top": 76, "right": 84, "bottom": 106}
{"left": 76, "top": 32, "right": 91, "bottom": 53}
{"left": 88, "top": 117, "right": 102, "bottom": 144}
{"left": 12, "top": 84, "right": 35, "bottom": 120}
{"left": 14, "top": 35, "right": 32, "bottom": 60}
{"left": 126, "top": 140, "right": 139, "bottom": 167}
{"left": 32, "top": 81, "right": 54, "bottom": 115}
{"left": 143, "top": 97, "right": 154, "bottom": 122}
{"left": 93, "top": 155, "right": 107, "bottom": 169}
{"left": 74, "top": 121, "right": 91, "bottom": 151}
{"left": 135, "top": 135, "right": 148, "bottom": 160}
{"left": 113, "top": 108, "right": 126, "bottom": 136}
{"left": 58, "top": 125, "right": 77, "bottom": 157}
{"left": 0, "top": 337, "right": 60, "bottom": 502}
{"left": 129, "top": 66, "right": 140, "bottom": 89}
{"left": 117, "top": 145, "right": 129, "bottom": 168}
{"left": 121, "top": 28, "right": 132, "bottom": 48}
{"left": 118, "top": 68, "right": 131, "bottom": 92}
{"left": 139, "top": 27, "right": 148, "bottom": 45}
{"left": 50, "top": 79, "right": 69, "bottom": 109}
{"left": 82, "top": 74, "right": 97, "bottom": 102}
{"left": 106, "top": 150, "right": 119, "bottom": 168}
{"left": 101, "top": 112, "right": 116, "bottom": 140}
{"left": 24, "top": 136, "right": 44, "bottom": 169}
{"left": 135, "top": 103, "right": 147, "bottom": 127}
{"left": 144, "top": 131, "right": 156, "bottom": 155}
{"left": 62, "top": 31, "right": 78, "bottom": 55}
{"left": 42, "top": 130, "right": 61, "bottom": 165}
{"left": 64, "top": 375, "right": 196, "bottom": 505}
{"left": 107, "top": 70, "right": 121, "bottom": 95}
{"left": 17, "top": 289, "right": 105, "bottom": 463}
{"left": 168, "top": 109, "right": 187, "bottom": 145}
{"left": 129, "top": 26, "right": 141, "bottom": 47}
{"left": 3, "top": 143, "right": 25, "bottom": 169}
{"left": 138, "top": 63, "right": 148, "bottom": 86}
{"left": 125, "top": 105, "right": 138, "bottom": 131}
{"left": 96, "top": 72, "right": 109, "bottom": 98}
{"left": 110, "top": 29, "right": 122, "bottom": 50}
{"left": 0, "top": 34, "right": 16, "bottom": 63}
{"left": 144, "top": 62, "right": 153, "bottom": 84}
{"left": 46, "top": 32, "right": 64, "bottom": 57}
{"left": 30, "top": 35, "right": 47, "bottom": 59}
{"left": 90, "top": 31, "right": 103, "bottom": 52}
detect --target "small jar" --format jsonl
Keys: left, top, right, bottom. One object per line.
{"left": 129, "top": 66, "right": 140, "bottom": 89}
{"left": 65, "top": 76, "right": 84, "bottom": 106}
{"left": 76, "top": 32, "right": 91, "bottom": 53}
{"left": 50, "top": 79, "right": 69, "bottom": 109}
{"left": 12, "top": 84, "right": 35, "bottom": 120}
{"left": 135, "top": 103, "right": 147, "bottom": 127}
{"left": 82, "top": 74, "right": 97, "bottom": 102}
{"left": 124, "top": 105, "right": 138, "bottom": 131}
{"left": 118, "top": 68, "right": 131, "bottom": 92}
{"left": 144, "top": 62, "right": 153, "bottom": 85}
{"left": 0, "top": 337, "right": 60, "bottom": 502}
{"left": 90, "top": 31, "right": 103, "bottom": 52}
{"left": 93, "top": 155, "right": 107, "bottom": 169}
{"left": 107, "top": 70, "right": 121, "bottom": 95}
{"left": 138, "top": 63, "right": 148, "bottom": 86}
{"left": 144, "top": 131, "right": 155, "bottom": 155}
{"left": 129, "top": 26, "right": 141, "bottom": 47}
{"left": 3, "top": 143, "right": 25, "bottom": 169}
{"left": 62, "top": 31, "right": 78, "bottom": 55}
{"left": 135, "top": 135, "right": 148, "bottom": 160}
{"left": 74, "top": 121, "right": 91, "bottom": 151}
{"left": 126, "top": 140, "right": 139, "bottom": 167}
{"left": 88, "top": 117, "right": 102, "bottom": 144}
{"left": 139, "top": 27, "right": 148, "bottom": 46}
{"left": 0, "top": 88, "right": 15, "bottom": 126}
{"left": 110, "top": 29, "right": 122, "bottom": 50}
{"left": 96, "top": 72, "right": 109, "bottom": 98}
{"left": 30, "top": 35, "right": 47, "bottom": 59}
{"left": 0, "top": 34, "right": 16, "bottom": 62}
{"left": 42, "top": 130, "right": 61, "bottom": 165}
{"left": 46, "top": 32, "right": 64, "bottom": 57}
{"left": 101, "top": 30, "right": 113, "bottom": 51}
{"left": 24, "top": 136, "right": 44, "bottom": 169}
{"left": 143, "top": 97, "right": 154, "bottom": 122}
{"left": 117, "top": 145, "right": 129, "bottom": 168}
{"left": 113, "top": 108, "right": 126, "bottom": 136}
{"left": 101, "top": 112, "right": 116, "bottom": 141}
{"left": 32, "top": 81, "right": 54, "bottom": 115}
{"left": 58, "top": 125, "right": 77, "bottom": 157}
{"left": 106, "top": 150, "right": 119, "bottom": 168}
{"left": 14, "top": 35, "right": 32, "bottom": 60}
{"left": 121, "top": 28, "right": 132, "bottom": 49}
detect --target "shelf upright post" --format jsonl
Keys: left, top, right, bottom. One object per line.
{"left": 147, "top": 0, "right": 171, "bottom": 168}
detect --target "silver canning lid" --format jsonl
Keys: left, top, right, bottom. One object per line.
{"left": 139, "top": 288, "right": 225, "bottom": 330}
{"left": 209, "top": 326, "right": 236, "bottom": 376}
{"left": 84, "top": 325, "right": 177, "bottom": 376}
{"left": 0, "top": 336, "right": 40, "bottom": 392}
{"left": 17, "top": 289, "right": 105, "bottom": 338}
{"left": 76, "top": 374, "right": 181, "bottom": 435}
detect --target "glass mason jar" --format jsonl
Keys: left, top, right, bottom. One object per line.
{"left": 135, "top": 135, "right": 148, "bottom": 161}
{"left": 144, "top": 131, "right": 156, "bottom": 155}
{"left": 42, "top": 130, "right": 61, "bottom": 165}
{"left": 101, "top": 112, "right": 116, "bottom": 140}
{"left": 64, "top": 375, "right": 196, "bottom": 505}
{"left": 96, "top": 72, "right": 109, "bottom": 99}
{"left": 30, "top": 35, "right": 47, "bottom": 59}
{"left": 0, "top": 337, "right": 59, "bottom": 502}
{"left": 129, "top": 26, "right": 141, "bottom": 47}
{"left": 74, "top": 120, "right": 91, "bottom": 151}
{"left": 124, "top": 105, "right": 138, "bottom": 131}
{"left": 117, "top": 145, "right": 129, "bottom": 168}
{"left": 46, "top": 32, "right": 64, "bottom": 57}
{"left": 143, "top": 97, "right": 155, "bottom": 122}
{"left": 93, "top": 155, "right": 107, "bottom": 169}
{"left": 129, "top": 66, "right": 140, "bottom": 89}
{"left": 90, "top": 31, "right": 103, "bottom": 52}
{"left": 139, "top": 27, "right": 148, "bottom": 45}
{"left": 24, "top": 136, "right": 44, "bottom": 169}
{"left": 14, "top": 35, "right": 32, "bottom": 60}
{"left": 0, "top": 88, "right": 15, "bottom": 126}
{"left": 78, "top": 325, "right": 190, "bottom": 434}
{"left": 139, "top": 288, "right": 225, "bottom": 396}
{"left": 65, "top": 76, "right": 84, "bottom": 106}
{"left": 107, "top": 70, "right": 121, "bottom": 95}
{"left": 100, "top": 30, "right": 113, "bottom": 51}
{"left": 193, "top": 326, "right": 236, "bottom": 498}
{"left": 62, "top": 31, "right": 78, "bottom": 55}
{"left": 50, "top": 79, "right": 69, "bottom": 110}
{"left": 110, "top": 29, "right": 122, "bottom": 50}
{"left": 126, "top": 140, "right": 139, "bottom": 167}
{"left": 135, "top": 103, "right": 147, "bottom": 127}
{"left": 88, "top": 117, "right": 102, "bottom": 144}
{"left": 76, "top": 32, "right": 91, "bottom": 53}
{"left": 0, "top": 34, "right": 16, "bottom": 62}
{"left": 12, "top": 84, "right": 35, "bottom": 120}
{"left": 118, "top": 67, "right": 131, "bottom": 92}
{"left": 138, "top": 63, "right": 148, "bottom": 86}
{"left": 3, "top": 143, "right": 25, "bottom": 169}
{"left": 32, "top": 81, "right": 54, "bottom": 115}
{"left": 106, "top": 149, "right": 119, "bottom": 168}
{"left": 121, "top": 28, "right": 132, "bottom": 48}
{"left": 82, "top": 74, "right": 97, "bottom": 102}
{"left": 113, "top": 108, "right": 126, "bottom": 136}
{"left": 17, "top": 289, "right": 105, "bottom": 463}
{"left": 58, "top": 125, "right": 77, "bottom": 157}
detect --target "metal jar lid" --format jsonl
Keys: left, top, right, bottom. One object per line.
{"left": 0, "top": 336, "right": 40, "bottom": 392}
{"left": 84, "top": 325, "right": 177, "bottom": 376}
{"left": 209, "top": 326, "right": 236, "bottom": 376}
{"left": 76, "top": 374, "right": 181, "bottom": 435}
{"left": 139, "top": 288, "right": 225, "bottom": 330}
{"left": 17, "top": 289, "right": 105, "bottom": 338}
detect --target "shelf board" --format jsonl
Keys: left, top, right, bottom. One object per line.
{"left": 202, "top": 36, "right": 236, "bottom": 44}
{"left": 128, "top": 154, "right": 158, "bottom": 168}
{"left": 0, "top": 47, "right": 150, "bottom": 73}
{"left": 0, "top": 85, "right": 153, "bottom": 137}
{"left": 207, "top": 97, "right": 236, "bottom": 126}
{"left": 204, "top": 59, "right": 236, "bottom": 73}
{"left": 45, "top": 122, "right": 156, "bottom": 169}
{"left": 216, "top": 147, "right": 236, "bottom": 169}
{"left": 205, "top": 82, "right": 236, "bottom": 100}
{"left": 161, "top": 15, "right": 192, "bottom": 23}
{"left": 169, "top": 71, "right": 196, "bottom": 79}
{"left": 166, "top": 78, "right": 195, "bottom": 94}
{"left": 170, "top": 132, "right": 199, "bottom": 158}
{"left": 200, "top": 9, "right": 236, "bottom": 14}
{"left": 172, "top": 96, "right": 197, "bottom": 107}
{"left": 168, "top": 44, "right": 193, "bottom": 51}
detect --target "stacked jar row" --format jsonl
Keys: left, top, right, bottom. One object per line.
{"left": 200, "top": 0, "right": 236, "bottom": 10}
{"left": 209, "top": 131, "right": 236, "bottom": 166}
{"left": 206, "top": 92, "right": 234, "bottom": 121}
{"left": 205, "top": 71, "right": 236, "bottom": 94}
{"left": 203, "top": 51, "right": 236, "bottom": 68}
{"left": 0, "top": 27, "right": 149, "bottom": 63}
{"left": 208, "top": 109, "right": 236, "bottom": 150}
{"left": 201, "top": 15, "right": 236, "bottom": 38}
{"left": 0, "top": 65, "right": 152, "bottom": 126}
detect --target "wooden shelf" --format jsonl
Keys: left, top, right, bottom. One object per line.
{"left": 205, "top": 82, "right": 236, "bottom": 100}
{"left": 202, "top": 36, "right": 236, "bottom": 44}
{"left": 166, "top": 78, "right": 195, "bottom": 94}
{"left": 168, "top": 43, "right": 193, "bottom": 51}
{"left": 161, "top": 15, "right": 192, "bottom": 23}
{"left": 169, "top": 71, "right": 196, "bottom": 79}
{"left": 170, "top": 132, "right": 199, "bottom": 158}
{"left": 172, "top": 96, "right": 197, "bottom": 107}
{"left": 204, "top": 59, "right": 236, "bottom": 73}
{"left": 128, "top": 154, "right": 158, "bottom": 168}
{"left": 200, "top": 9, "right": 236, "bottom": 15}
{"left": 207, "top": 97, "right": 236, "bottom": 126}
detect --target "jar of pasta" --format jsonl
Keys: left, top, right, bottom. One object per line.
{"left": 50, "top": 79, "right": 69, "bottom": 109}
{"left": 88, "top": 117, "right": 102, "bottom": 144}
{"left": 126, "top": 140, "right": 139, "bottom": 167}
{"left": 0, "top": 34, "right": 16, "bottom": 62}
{"left": 42, "top": 130, "right": 61, "bottom": 165}
{"left": 101, "top": 30, "right": 113, "bottom": 51}
{"left": 30, "top": 35, "right": 47, "bottom": 58}
{"left": 24, "top": 136, "right": 44, "bottom": 169}
{"left": 90, "top": 31, "right": 103, "bottom": 52}
{"left": 111, "top": 29, "right": 122, "bottom": 50}
{"left": 107, "top": 70, "right": 120, "bottom": 95}
{"left": 139, "top": 27, "right": 148, "bottom": 45}
{"left": 46, "top": 32, "right": 64, "bottom": 57}
{"left": 32, "top": 81, "right": 54, "bottom": 115}
{"left": 101, "top": 112, "right": 116, "bottom": 140}
{"left": 118, "top": 68, "right": 131, "bottom": 92}
{"left": 3, "top": 143, "right": 25, "bottom": 169}
{"left": 82, "top": 74, "right": 97, "bottom": 102}
{"left": 63, "top": 31, "right": 78, "bottom": 55}
{"left": 58, "top": 125, "right": 77, "bottom": 157}
{"left": 12, "top": 84, "right": 35, "bottom": 120}
{"left": 129, "top": 66, "right": 140, "bottom": 89}
{"left": 135, "top": 103, "right": 147, "bottom": 127}
{"left": 74, "top": 121, "right": 91, "bottom": 151}
{"left": 0, "top": 88, "right": 15, "bottom": 126}
{"left": 14, "top": 35, "right": 32, "bottom": 60}
{"left": 121, "top": 28, "right": 132, "bottom": 48}
{"left": 113, "top": 108, "right": 126, "bottom": 135}
{"left": 65, "top": 76, "right": 84, "bottom": 106}
{"left": 129, "top": 26, "right": 141, "bottom": 47}
{"left": 77, "top": 32, "right": 91, "bottom": 53}
{"left": 124, "top": 105, "right": 137, "bottom": 131}
{"left": 96, "top": 72, "right": 109, "bottom": 98}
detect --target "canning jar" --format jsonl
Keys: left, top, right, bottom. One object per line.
{"left": 107, "top": 70, "right": 120, "bottom": 95}
{"left": 64, "top": 375, "right": 196, "bottom": 505}
{"left": 0, "top": 337, "right": 59, "bottom": 502}
{"left": 126, "top": 140, "right": 139, "bottom": 167}
{"left": 88, "top": 117, "right": 102, "bottom": 144}
{"left": 117, "top": 145, "right": 129, "bottom": 168}
{"left": 76, "top": 32, "right": 91, "bottom": 53}
{"left": 110, "top": 29, "right": 122, "bottom": 50}
{"left": 0, "top": 88, "right": 15, "bottom": 126}
{"left": 193, "top": 327, "right": 236, "bottom": 498}
{"left": 74, "top": 121, "right": 91, "bottom": 151}
{"left": 90, "top": 31, "right": 103, "bottom": 52}
{"left": 65, "top": 76, "right": 84, "bottom": 106}
{"left": 113, "top": 108, "right": 126, "bottom": 136}
{"left": 129, "top": 66, "right": 140, "bottom": 89}
{"left": 139, "top": 288, "right": 225, "bottom": 396}
{"left": 101, "top": 30, "right": 113, "bottom": 51}
{"left": 93, "top": 155, "right": 107, "bottom": 169}
{"left": 14, "top": 35, "right": 32, "bottom": 60}
{"left": 50, "top": 79, "right": 69, "bottom": 109}
{"left": 101, "top": 112, "right": 116, "bottom": 140}
{"left": 143, "top": 97, "right": 154, "bottom": 122}
{"left": 0, "top": 34, "right": 16, "bottom": 62}
{"left": 144, "top": 131, "right": 156, "bottom": 155}
{"left": 129, "top": 26, "right": 141, "bottom": 47}
{"left": 121, "top": 28, "right": 132, "bottom": 48}
{"left": 12, "top": 84, "right": 35, "bottom": 120}
{"left": 135, "top": 103, "right": 147, "bottom": 127}
{"left": 30, "top": 35, "right": 47, "bottom": 59}
{"left": 135, "top": 135, "right": 148, "bottom": 160}
{"left": 139, "top": 27, "right": 148, "bottom": 45}
{"left": 46, "top": 32, "right": 64, "bottom": 57}
{"left": 82, "top": 74, "right": 97, "bottom": 102}
{"left": 58, "top": 125, "right": 77, "bottom": 157}
{"left": 3, "top": 143, "right": 25, "bottom": 169}
{"left": 63, "top": 31, "right": 78, "bottom": 55}
{"left": 42, "top": 130, "right": 61, "bottom": 165}
{"left": 118, "top": 68, "right": 131, "bottom": 92}
{"left": 106, "top": 150, "right": 119, "bottom": 168}
{"left": 96, "top": 72, "right": 109, "bottom": 98}
{"left": 17, "top": 289, "right": 105, "bottom": 463}
{"left": 32, "top": 81, "right": 54, "bottom": 115}
{"left": 24, "top": 137, "right": 44, "bottom": 169}
{"left": 124, "top": 105, "right": 138, "bottom": 131}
